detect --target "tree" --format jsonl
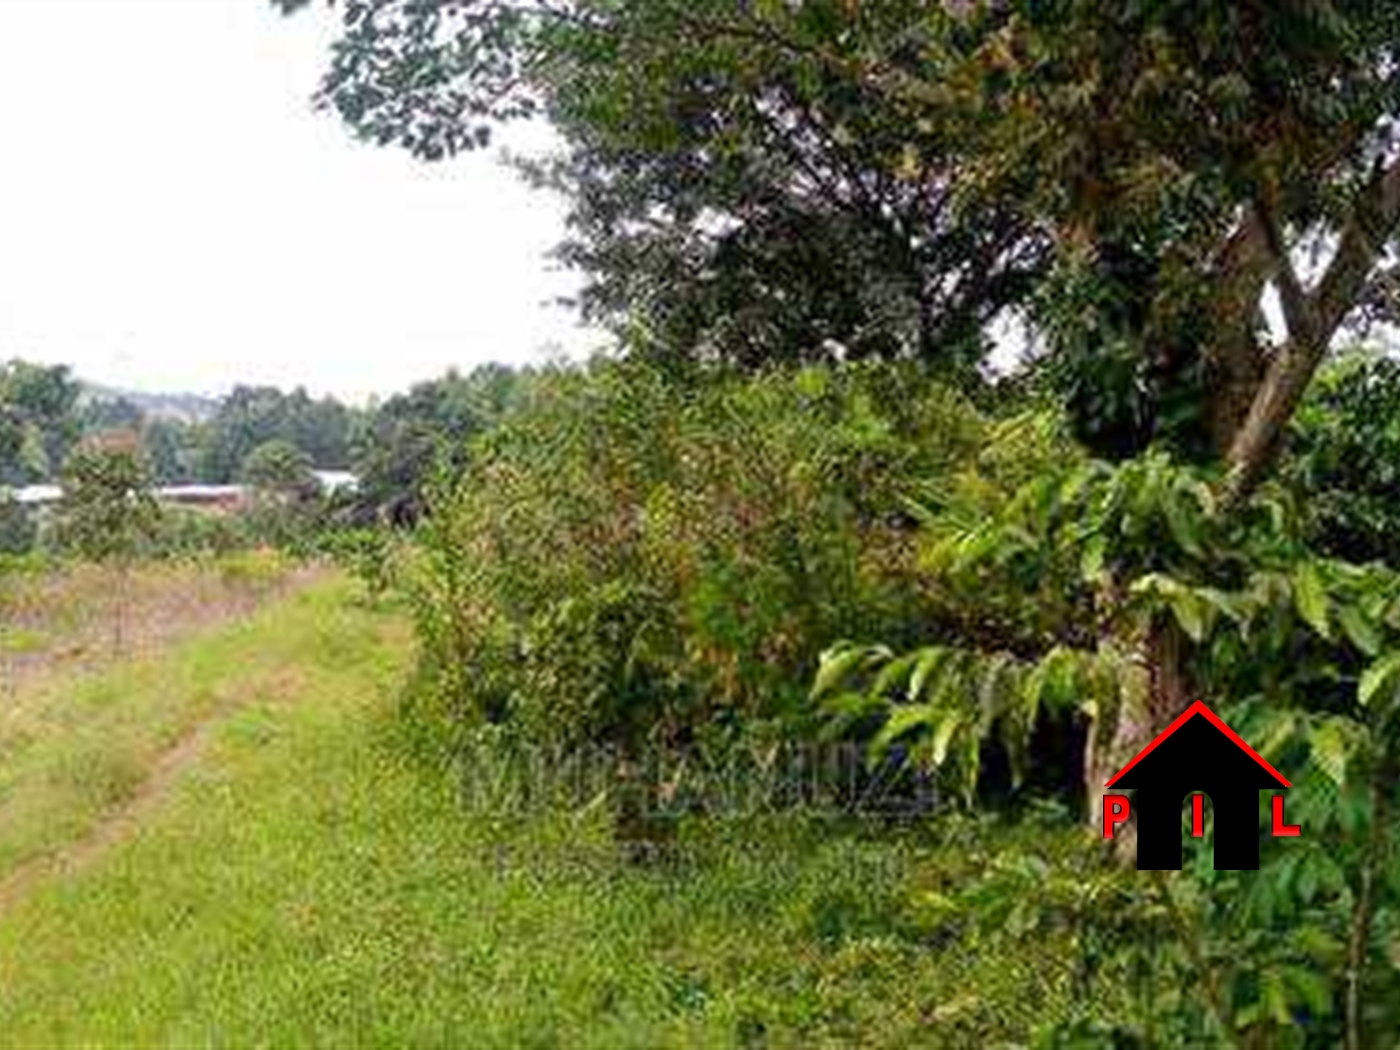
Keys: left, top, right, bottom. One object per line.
{"left": 56, "top": 435, "right": 161, "bottom": 651}
{"left": 350, "top": 364, "right": 523, "bottom": 523}
{"left": 907, "top": 2, "right": 1400, "bottom": 790}
{"left": 277, "top": 0, "right": 1041, "bottom": 371}
{"left": 0, "top": 360, "right": 80, "bottom": 484}
{"left": 199, "top": 385, "right": 354, "bottom": 483}
{"left": 240, "top": 438, "right": 320, "bottom": 500}
{"left": 140, "top": 417, "right": 198, "bottom": 485}
{"left": 287, "top": 0, "right": 1400, "bottom": 716}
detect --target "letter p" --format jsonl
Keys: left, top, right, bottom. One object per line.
{"left": 1103, "top": 794, "right": 1131, "bottom": 839}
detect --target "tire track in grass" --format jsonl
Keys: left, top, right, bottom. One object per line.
{"left": 0, "top": 618, "right": 317, "bottom": 919}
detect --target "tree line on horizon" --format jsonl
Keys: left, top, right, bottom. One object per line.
{"left": 0, "top": 357, "right": 525, "bottom": 521}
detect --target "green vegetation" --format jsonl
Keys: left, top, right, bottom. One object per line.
{"left": 404, "top": 362, "right": 984, "bottom": 761}
{"left": 351, "top": 364, "right": 524, "bottom": 524}
{"left": 258, "top": 3, "right": 1400, "bottom": 1044}
{"left": 0, "top": 578, "right": 1170, "bottom": 1048}
{"left": 7, "top": 2, "right": 1400, "bottom": 1047}
{"left": 382, "top": 356, "right": 1400, "bottom": 1044}
{"left": 0, "top": 359, "right": 80, "bottom": 485}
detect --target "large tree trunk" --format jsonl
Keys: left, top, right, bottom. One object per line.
{"left": 1087, "top": 616, "right": 1191, "bottom": 846}
{"left": 1085, "top": 161, "right": 1400, "bottom": 848}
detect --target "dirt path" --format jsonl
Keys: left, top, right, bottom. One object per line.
{"left": 0, "top": 716, "right": 218, "bottom": 916}
{"left": 0, "top": 569, "right": 327, "bottom": 920}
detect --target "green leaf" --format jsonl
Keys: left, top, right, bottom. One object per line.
{"left": 1338, "top": 604, "right": 1381, "bottom": 657}
{"left": 1263, "top": 970, "right": 1291, "bottom": 1026}
{"left": 930, "top": 711, "right": 963, "bottom": 768}
{"left": 1294, "top": 562, "right": 1331, "bottom": 640}
{"left": 1309, "top": 719, "right": 1349, "bottom": 787}
{"left": 871, "top": 704, "right": 934, "bottom": 754}
{"left": 1079, "top": 535, "right": 1108, "bottom": 582}
{"left": 1282, "top": 965, "right": 1332, "bottom": 1017}
{"left": 811, "top": 643, "right": 889, "bottom": 700}
{"left": 1021, "top": 660, "right": 1049, "bottom": 724}
{"left": 1197, "top": 586, "right": 1243, "bottom": 625}
{"left": 977, "top": 652, "right": 1020, "bottom": 723}
{"left": 1169, "top": 589, "right": 1206, "bottom": 643}
{"left": 1358, "top": 652, "right": 1400, "bottom": 708}
{"left": 871, "top": 651, "right": 919, "bottom": 697}
{"left": 1256, "top": 711, "right": 1298, "bottom": 761}
{"left": 1161, "top": 485, "right": 1203, "bottom": 557}
{"left": 908, "top": 646, "right": 951, "bottom": 701}
{"left": 1043, "top": 647, "right": 1083, "bottom": 709}
{"left": 818, "top": 690, "right": 881, "bottom": 718}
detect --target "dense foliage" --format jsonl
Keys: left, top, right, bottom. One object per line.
{"left": 351, "top": 364, "right": 524, "bottom": 523}
{"left": 384, "top": 354, "right": 1400, "bottom": 1044}
{"left": 403, "top": 362, "right": 983, "bottom": 757}
{"left": 195, "top": 384, "right": 355, "bottom": 483}
{"left": 1286, "top": 348, "right": 1400, "bottom": 565}
{"left": 0, "top": 360, "right": 80, "bottom": 485}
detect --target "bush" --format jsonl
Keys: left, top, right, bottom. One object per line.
{"left": 1286, "top": 347, "right": 1400, "bottom": 566}
{"left": 319, "top": 525, "right": 400, "bottom": 601}
{"left": 401, "top": 360, "right": 989, "bottom": 762}
{"left": 146, "top": 506, "right": 253, "bottom": 557}
{"left": 0, "top": 494, "right": 36, "bottom": 555}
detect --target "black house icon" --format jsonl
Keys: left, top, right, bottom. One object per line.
{"left": 1105, "top": 700, "right": 1291, "bottom": 870}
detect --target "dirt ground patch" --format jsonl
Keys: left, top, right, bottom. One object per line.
{"left": 0, "top": 555, "right": 318, "bottom": 697}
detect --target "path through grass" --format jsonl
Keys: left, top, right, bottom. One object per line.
{"left": 0, "top": 576, "right": 1096, "bottom": 1048}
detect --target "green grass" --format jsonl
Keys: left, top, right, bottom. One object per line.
{"left": 0, "top": 569, "right": 324, "bottom": 880}
{"left": 0, "top": 577, "right": 1104, "bottom": 1048}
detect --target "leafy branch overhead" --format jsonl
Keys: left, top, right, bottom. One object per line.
{"left": 816, "top": 448, "right": 1400, "bottom": 800}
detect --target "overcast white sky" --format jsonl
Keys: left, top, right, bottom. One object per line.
{"left": 0, "top": 0, "right": 600, "bottom": 403}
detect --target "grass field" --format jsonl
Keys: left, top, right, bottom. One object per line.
{"left": 0, "top": 574, "right": 1104, "bottom": 1048}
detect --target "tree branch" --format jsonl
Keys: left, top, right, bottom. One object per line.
{"left": 1202, "top": 207, "right": 1274, "bottom": 453}
{"left": 1255, "top": 194, "right": 1314, "bottom": 345}
{"left": 1223, "top": 157, "right": 1400, "bottom": 504}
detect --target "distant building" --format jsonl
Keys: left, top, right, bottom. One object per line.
{"left": 155, "top": 484, "right": 248, "bottom": 511}
{"left": 313, "top": 470, "right": 358, "bottom": 494}
{"left": 10, "top": 484, "right": 62, "bottom": 506}
{"left": 4, "top": 471, "right": 356, "bottom": 514}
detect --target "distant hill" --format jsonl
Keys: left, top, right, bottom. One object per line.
{"left": 79, "top": 382, "right": 221, "bottom": 425}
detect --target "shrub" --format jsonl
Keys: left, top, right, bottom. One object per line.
{"left": 319, "top": 525, "right": 400, "bottom": 601}
{"left": 0, "top": 494, "right": 36, "bottom": 555}
{"left": 146, "top": 506, "right": 253, "bottom": 557}
{"left": 401, "top": 360, "right": 989, "bottom": 762}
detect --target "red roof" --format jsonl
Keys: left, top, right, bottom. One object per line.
{"left": 1103, "top": 700, "right": 1291, "bottom": 789}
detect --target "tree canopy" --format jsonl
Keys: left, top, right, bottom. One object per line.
{"left": 284, "top": 1, "right": 1400, "bottom": 470}
{"left": 276, "top": 0, "right": 1044, "bottom": 370}
{"left": 0, "top": 360, "right": 80, "bottom": 484}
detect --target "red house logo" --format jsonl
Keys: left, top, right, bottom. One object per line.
{"left": 1102, "top": 701, "right": 1300, "bottom": 870}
